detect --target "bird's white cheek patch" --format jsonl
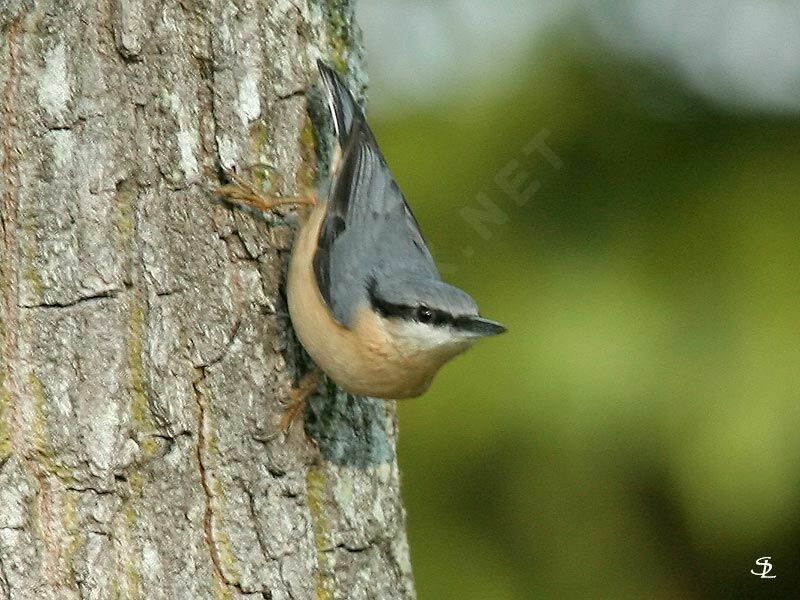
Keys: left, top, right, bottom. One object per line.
{"left": 392, "top": 320, "right": 463, "bottom": 352}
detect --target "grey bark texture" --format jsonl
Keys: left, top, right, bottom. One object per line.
{"left": 0, "top": 1, "right": 416, "bottom": 599}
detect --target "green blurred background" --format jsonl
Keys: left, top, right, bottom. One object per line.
{"left": 357, "top": 2, "right": 800, "bottom": 598}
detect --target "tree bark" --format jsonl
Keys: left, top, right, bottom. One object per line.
{"left": 0, "top": 2, "right": 415, "bottom": 599}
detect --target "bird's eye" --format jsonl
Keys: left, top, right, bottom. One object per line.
{"left": 416, "top": 306, "right": 434, "bottom": 323}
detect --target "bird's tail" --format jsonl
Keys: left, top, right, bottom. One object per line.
{"left": 316, "top": 60, "right": 362, "bottom": 145}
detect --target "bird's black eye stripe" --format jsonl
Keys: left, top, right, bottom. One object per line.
{"left": 366, "top": 277, "right": 413, "bottom": 319}
{"left": 366, "top": 278, "right": 453, "bottom": 326}
{"left": 451, "top": 315, "right": 478, "bottom": 330}
{"left": 416, "top": 306, "right": 451, "bottom": 326}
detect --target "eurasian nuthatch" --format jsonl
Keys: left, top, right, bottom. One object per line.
{"left": 219, "top": 61, "right": 505, "bottom": 427}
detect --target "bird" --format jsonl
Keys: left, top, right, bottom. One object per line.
{"left": 217, "top": 60, "right": 506, "bottom": 431}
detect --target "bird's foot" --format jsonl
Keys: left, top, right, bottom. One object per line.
{"left": 216, "top": 165, "right": 315, "bottom": 213}
{"left": 278, "top": 367, "right": 324, "bottom": 435}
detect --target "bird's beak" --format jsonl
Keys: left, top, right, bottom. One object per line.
{"left": 459, "top": 316, "right": 507, "bottom": 337}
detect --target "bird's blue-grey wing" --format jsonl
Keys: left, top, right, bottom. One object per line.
{"left": 314, "top": 61, "right": 438, "bottom": 325}
{"left": 316, "top": 60, "right": 359, "bottom": 142}
{"left": 314, "top": 117, "right": 439, "bottom": 327}
{"left": 313, "top": 60, "right": 363, "bottom": 314}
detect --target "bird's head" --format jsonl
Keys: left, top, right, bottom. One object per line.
{"left": 366, "top": 273, "right": 506, "bottom": 356}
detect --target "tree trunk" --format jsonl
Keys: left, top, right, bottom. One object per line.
{"left": 0, "top": 2, "right": 415, "bottom": 599}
